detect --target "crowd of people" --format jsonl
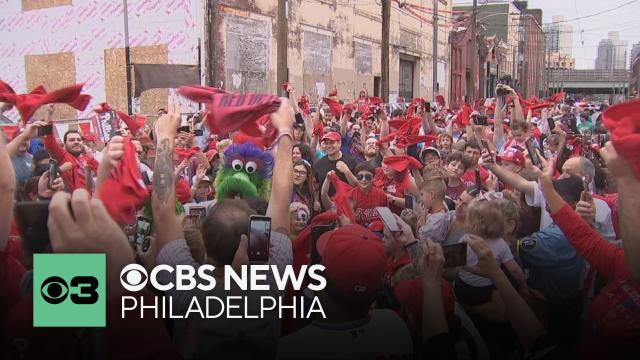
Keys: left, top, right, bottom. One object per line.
{"left": 0, "top": 81, "right": 639, "bottom": 359}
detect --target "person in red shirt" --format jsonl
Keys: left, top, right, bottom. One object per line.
{"left": 349, "top": 162, "right": 388, "bottom": 229}
{"left": 374, "top": 155, "right": 421, "bottom": 214}
{"left": 444, "top": 152, "right": 471, "bottom": 200}
{"left": 461, "top": 139, "right": 489, "bottom": 187}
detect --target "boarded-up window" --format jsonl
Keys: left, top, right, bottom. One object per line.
{"left": 399, "top": 30, "right": 418, "bottom": 51}
{"left": 304, "top": 31, "right": 332, "bottom": 75}
{"left": 104, "top": 45, "right": 168, "bottom": 115}
{"left": 22, "top": 0, "right": 71, "bottom": 11}
{"left": 225, "top": 15, "right": 270, "bottom": 93}
{"left": 355, "top": 42, "right": 372, "bottom": 75}
{"left": 25, "top": 52, "right": 76, "bottom": 121}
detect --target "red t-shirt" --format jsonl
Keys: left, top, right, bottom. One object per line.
{"left": 447, "top": 181, "right": 466, "bottom": 200}
{"left": 461, "top": 166, "right": 489, "bottom": 187}
{"left": 374, "top": 168, "right": 411, "bottom": 214}
{"left": 349, "top": 186, "right": 388, "bottom": 228}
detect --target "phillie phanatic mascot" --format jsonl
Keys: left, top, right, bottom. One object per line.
{"left": 214, "top": 142, "right": 274, "bottom": 200}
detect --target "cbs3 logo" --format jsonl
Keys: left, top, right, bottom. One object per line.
{"left": 40, "top": 276, "right": 99, "bottom": 305}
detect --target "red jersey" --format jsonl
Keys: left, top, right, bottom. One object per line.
{"left": 349, "top": 186, "right": 388, "bottom": 228}
{"left": 374, "top": 168, "right": 411, "bottom": 214}
{"left": 44, "top": 134, "right": 89, "bottom": 192}
{"left": 461, "top": 166, "right": 489, "bottom": 187}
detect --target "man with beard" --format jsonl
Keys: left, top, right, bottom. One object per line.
{"left": 362, "top": 135, "right": 383, "bottom": 168}
{"left": 43, "top": 106, "right": 93, "bottom": 191}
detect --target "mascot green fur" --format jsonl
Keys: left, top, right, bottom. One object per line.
{"left": 215, "top": 142, "right": 274, "bottom": 200}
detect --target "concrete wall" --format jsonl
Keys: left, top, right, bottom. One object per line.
{"left": 212, "top": 0, "right": 451, "bottom": 103}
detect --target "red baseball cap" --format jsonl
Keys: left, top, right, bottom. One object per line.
{"left": 321, "top": 131, "right": 341, "bottom": 142}
{"left": 317, "top": 224, "right": 387, "bottom": 297}
{"left": 497, "top": 147, "right": 525, "bottom": 167}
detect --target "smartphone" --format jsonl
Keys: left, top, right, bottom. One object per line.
{"left": 14, "top": 201, "right": 51, "bottom": 254}
{"left": 133, "top": 216, "right": 152, "bottom": 247}
{"left": 547, "top": 117, "right": 556, "bottom": 131}
{"left": 37, "top": 124, "right": 53, "bottom": 137}
{"left": 248, "top": 215, "right": 271, "bottom": 262}
{"left": 141, "top": 171, "right": 151, "bottom": 186}
{"left": 404, "top": 194, "right": 414, "bottom": 210}
{"left": 474, "top": 169, "right": 482, "bottom": 189}
{"left": 473, "top": 115, "right": 488, "bottom": 126}
{"left": 480, "top": 140, "right": 490, "bottom": 151}
{"left": 193, "top": 129, "right": 204, "bottom": 136}
{"left": 189, "top": 205, "right": 207, "bottom": 219}
{"left": 311, "top": 224, "right": 335, "bottom": 265}
{"left": 177, "top": 126, "right": 191, "bottom": 134}
{"left": 525, "top": 138, "right": 543, "bottom": 169}
{"left": 48, "top": 159, "right": 58, "bottom": 189}
{"left": 442, "top": 243, "right": 467, "bottom": 268}
{"left": 376, "top": 207, "right": 401, "bottom": 232}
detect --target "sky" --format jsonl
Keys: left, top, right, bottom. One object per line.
{"left": 453, "top": 0, "right": 640, "bottom": 69}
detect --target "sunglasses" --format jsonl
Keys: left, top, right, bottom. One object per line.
{"left": 356, "top": 173, "right": 373, "bottom": 181}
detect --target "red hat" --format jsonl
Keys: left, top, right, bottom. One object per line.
{"left": 321, "top": 131, "right": 341, "bottom": 142}
{"left": 383, "top": 155, "right": 423, "bottom": 173}
{"left": 317, "top": 224, "right": 387, "bottom": 297}
{"left": 497, "top": 147, "right": 525, "bottom": 167}
{"left": 602, "top": 99, "right": 640, "bottom": 180}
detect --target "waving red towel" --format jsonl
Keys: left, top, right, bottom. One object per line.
{"left": 177, "top": 85, "right": 227, "bottom": 104}
{"left": 0, "top": 81, "right": 91, "bottom": 125}
{"left": 329, "top": 172, "right": 355, "bottom": 224}
{"left": 602, "top": 99, "right": 640, "bottom": 180}
{"left": 97, "top": 138, "right": 149, "bottom": 224}
{"left": 323, "top": 97, "right": 343, "bottom": 118}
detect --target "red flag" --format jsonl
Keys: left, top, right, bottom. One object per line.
{"left": 0, "top": 81, "right": 91, "bottom": 125}
{"left": 97, "top": 138, "right": 149, "bottom": 224}
{"left": 323, "top": 97, "right": 343, "bottom": 118}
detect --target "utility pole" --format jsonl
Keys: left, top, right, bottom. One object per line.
{"left": 205, "top": 0, "right": 215, "bottom": 86}
{"left": 381, "top": 0, "right": 390, "bottom": 102}
{"left": 432, "top": 0, "right": 438, "bottom": 98}
{"left": 123, "top": 0, "right": 133, "bottom": 114}
{"left": 469, "top": 0, "right": 477, "bottom": 100}
{"left": 277, "top": 0, "right": 288, "bottom": 97}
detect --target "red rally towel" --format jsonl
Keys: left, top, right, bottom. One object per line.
{"left": 177, "top": 85, "right": 227, "bottom": 104}
{"left": 0, "top": 80, "right": 91, "bottom": 125}
{"left": 328, "top": 172, "right": 355, "bottom": 224}
{"left": 175, "top": 147, "right": 201, "bottom": 161}
{"left": 602, "top": 99, "right": 640, "bottom": 180}
{"left": 97, "top": 138, "right": 149, "bottom": 224}
{"left": 322, "top": 97, "right": 343, "bottom": 118}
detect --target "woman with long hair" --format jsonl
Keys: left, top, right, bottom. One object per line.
{"left": 291, "top": 159, "right": 319, "bottom": 215}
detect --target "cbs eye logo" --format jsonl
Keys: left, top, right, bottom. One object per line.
{"left": 40, "top": 275, "right": 99, "bottom": 305}
{"left": 120, "top": 263, "right": 149, "bottom": 291}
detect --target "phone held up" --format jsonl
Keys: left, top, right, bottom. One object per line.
{"left": 525, "top": 138, "right": 543, "bottom": 170}
{"left": 311, "top": 224, "right": 335, "bottom": 265}
{"left": 248, "top": 215, "right": 272, "bottom": 262}
{"left": 376, "top": 207, "right": 401, "bottom": 232}
{"left": 48, "top": 159, "right": 59, "bottom": 189}
{"left": 442, "top": 243, "right": 467, "bottom": 268}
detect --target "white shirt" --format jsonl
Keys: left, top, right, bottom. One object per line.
{"left": 525, "top": 181, "right": 618, "bottom": 244}
{"left": 277, "top": 309, "right": 413, "bottom": 360}
{"left": 458, "top": 237, "right": 514, "bottom": 287}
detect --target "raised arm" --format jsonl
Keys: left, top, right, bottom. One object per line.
{"left": 482, "top": 149, "right": 536, "bottom": 197}
{"left": 493, "top": 96, "right": 505, "bottom": 147}
{"left": 0, "top": 133, "right": 15, "bottom": 251}
{"left": 6, "top": 121, "right": 47, "bottom": 156}
{"left": 152, "top": 98, "right": 184, "bottom": 250}
{"left": 510, "top": 88, "right": 525, "bottom": 122}
{"left": 339, "top": 111, "right": 349, "bottom": 136}
{"left": 601, "top": 142, "right": 640, "bottom": 281}
{"left": 43, "top": 105, "right": 66, "bottom": 162}
{"left": 266, "top": 98, "right": 295, "bottom": 234}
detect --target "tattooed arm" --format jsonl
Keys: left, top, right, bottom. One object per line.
{"left": 152, "top": 98, "right": 184, "bottom": 250}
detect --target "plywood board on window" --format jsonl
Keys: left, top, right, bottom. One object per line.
{"left": 22, "top": 0, "right": 72, "bottom": 11}
{"left": 104, "top": 45, "right": 168, "bottom": 116}
{"left": 24, "top": 52, "right": 76, "bottom": 121}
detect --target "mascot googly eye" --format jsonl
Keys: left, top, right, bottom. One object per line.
{"left": 231, "top": 159, "right": 244, "bottom": 171}
{"left": 216, "top": 143, "right": 274, "bottom": 200}
{"left": 245, "top": 161, "right": 258, "bottom": 174}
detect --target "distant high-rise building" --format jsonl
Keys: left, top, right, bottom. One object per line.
{"left": 631, "top": 42, "right": 640, "bottom": 69}
{"left": 544, "top": 15, "right": 573, "bottom": 57}
{"left": 595, "top": 31, "right": 628, "bottom": 70}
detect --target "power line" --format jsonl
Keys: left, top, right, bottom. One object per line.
{"left": 542, "top": 0, "right": 639, "bottom": 25}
